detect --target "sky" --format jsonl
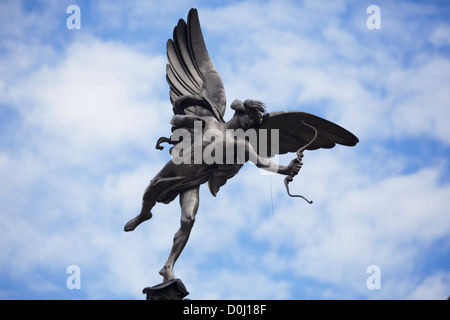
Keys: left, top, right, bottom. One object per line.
{"left": 0, "top": 0, "right": 449, "bottom": 300}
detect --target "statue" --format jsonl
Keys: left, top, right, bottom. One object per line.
{"left": 124, "top": 8, "right": 358, "bottom": 298}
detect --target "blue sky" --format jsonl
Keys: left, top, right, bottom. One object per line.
{"left": 1, "top": 0, "right": 449, "bottom": 299}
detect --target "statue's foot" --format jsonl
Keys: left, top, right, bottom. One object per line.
{"left": 124, "top": 211, "right": 152, "bottom": 232}
{"left": 159, "top": 266, "right": 175, "bottom": 283}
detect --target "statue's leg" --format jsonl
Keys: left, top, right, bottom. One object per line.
{"left": 124, "top": 200, "right": 155, "bottom": 232}
{"left": 124, "top": 160, "right": 180, "bottom": 232}
{"left": 159, "top": 186, "right": 200, "bottom": 282}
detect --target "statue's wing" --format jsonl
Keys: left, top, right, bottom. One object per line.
{"left": 254, "top": 111, "right": 359, "bottom": 157}
{"left": 166, "top": 8, "right": 226, "bottom": 122}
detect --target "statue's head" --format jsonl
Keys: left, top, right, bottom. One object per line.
{"left": 230, "top": 99, "right": 266, "bottom": 129}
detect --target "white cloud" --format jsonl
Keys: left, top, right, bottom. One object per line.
{"left": 407, "top": 272, "right": 450, "bottom": 300}
{"left": 10, "top": 36, "right": 168, "bottom": 158}
{"left": 160, "top": 145, "right": 450, "bottom": 299}
{"left": 186, "top": 269, "right": 292, "bottom": 300}
{"left": 430, "top": 24, "right": 450, "bottom": 47}
{"left": 0, "top": 31, "right": 177, "bottom": 298}
{"left": 93, "top": 0, "right": 190, "bottom": 31}
{"left": 198, "top": 1, "right": 450, "bottom": 147}
{"left": 389, "top": 57, "right": 450, "bottom": 143}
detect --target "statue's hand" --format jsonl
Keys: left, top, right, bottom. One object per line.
{"left": 286, "top": 157, "right": 303, "bottom": 182}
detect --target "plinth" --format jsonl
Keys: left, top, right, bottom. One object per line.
{"left": 143, "top": 278, "right": 189, "bottom": 300}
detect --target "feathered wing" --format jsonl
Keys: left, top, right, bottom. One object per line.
{"left": 254, "top": 111, "right": 359, "bottom": 157}
{"left": 166, "top": 8, "right": 226, "bottom": 122}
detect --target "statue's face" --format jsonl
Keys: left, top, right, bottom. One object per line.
{"left": 236, "top": 111, "right": 259, "bottom": 130}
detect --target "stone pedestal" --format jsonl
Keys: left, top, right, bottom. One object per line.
{"left": 143, "top": 278, "right": 189, "bottom": 300}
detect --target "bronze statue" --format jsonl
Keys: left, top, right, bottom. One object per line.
{"left": 124, "top": 8, "right": 358, "bottom": 288}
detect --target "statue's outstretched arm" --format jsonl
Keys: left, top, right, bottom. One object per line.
{"left": 244, "top": 139, "right": 299, "bottom": 175}
{"left": 170, "top": 114, "right": 205, "bottom": 128}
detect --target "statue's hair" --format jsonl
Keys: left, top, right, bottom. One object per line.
{"left": 243, "top": 99, "right": 266, "bottom": 114}
{"left": 231, "top": 99, "right": 266, "bottom": 124}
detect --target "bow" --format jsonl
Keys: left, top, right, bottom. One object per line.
{"left": 284, "top": 121, "right": 318, "bottom": 204}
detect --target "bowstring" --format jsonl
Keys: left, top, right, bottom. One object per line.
{"left": 269, "top": 174, "right": 274, "bottom": 215}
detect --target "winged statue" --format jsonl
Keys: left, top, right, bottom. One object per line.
{"left": 124, "top": 8, "right": 359, "bottom": 284}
